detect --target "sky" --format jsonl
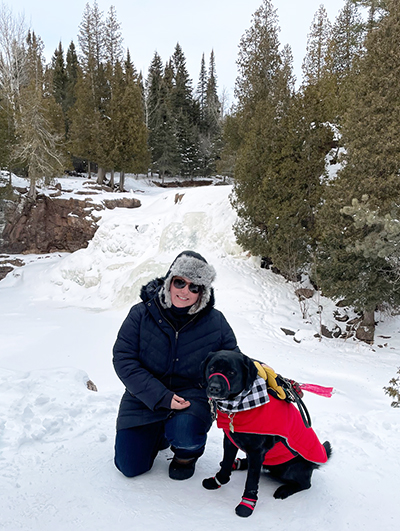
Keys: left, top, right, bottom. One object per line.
{"left": 5, "top": 0, "right": 347, "bottom": 100}
{"left": 1, "top": 173, "right": 399, "bottom": 530}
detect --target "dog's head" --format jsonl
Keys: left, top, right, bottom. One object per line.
{"left": 202, "top": 350, "right": 258, "bottom": 400}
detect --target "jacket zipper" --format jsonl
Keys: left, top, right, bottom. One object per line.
{"left": 154, "top": 300, "right": 198, "bottom": 387}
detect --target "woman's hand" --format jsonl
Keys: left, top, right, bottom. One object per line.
{"left": 170, "top": 394, "right": 191, "bottom": 410}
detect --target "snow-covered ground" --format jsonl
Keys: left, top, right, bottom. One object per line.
{"left": 1, "top": 175, "right": 399, "bottom": 530}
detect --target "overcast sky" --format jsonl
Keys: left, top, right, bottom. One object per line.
{"left": 6, "top": 0, "right": 346, "bottom": 100}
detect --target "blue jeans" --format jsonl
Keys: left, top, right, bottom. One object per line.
{"left": 114, "top": 412, "right": 209, "bottom": 478}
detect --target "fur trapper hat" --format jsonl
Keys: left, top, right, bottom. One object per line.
{"left": 159, "top": 250, "right": 216, "bottom": 314}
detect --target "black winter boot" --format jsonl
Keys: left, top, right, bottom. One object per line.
{"left": 169, "top": 456, "right": 198, "bottom": 480}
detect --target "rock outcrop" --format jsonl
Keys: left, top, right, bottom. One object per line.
{"left": 0, "top": 192, "right": 140, "bottom": 254}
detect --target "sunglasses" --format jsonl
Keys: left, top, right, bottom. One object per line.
{"left": 172, "top": 277, "right": 202, "bottom": 294}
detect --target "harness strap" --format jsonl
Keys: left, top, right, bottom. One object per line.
{"left": 280, "top": 374, "right": 312, "bottom": 428}
{"left": 253, "top": 360, "right": 312, "bottom": 428}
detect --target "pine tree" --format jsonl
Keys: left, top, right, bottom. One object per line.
{"left": 302, "top": 5, "right": 331, "bottom": 86}
{"left": 198, "top": 50, "right": 222, "bottom": 176}
{"left": 326, "top": 1, "right": 364, "bottom": 82}
{"left": 146, "top": 52, "right": 179, "bottom": 178}
{"left": 14, "top": 31, "right": 66, "bottom": 198}
{"left": 146, "top": 51, "right": 164, "bottom": 170}
{"left": 196, "top": 53, "right": 207, "bottom": 132}
{"left": 315, "top": 1, "right": 400, "bottom": 339}
{"left": 77, "top": 1, "right": 110, "bottom": 118}
{"left": 235, "top": 0, "right": 281, "bottom": 114}
{"left": 104, "top": 5, "right": 123, "bottom": 74}
{"left": 109, "top": 52, "right": 149, "bottom": 188}
{"left": 216, "top": 112, "right": 239, "bottom": 180}
{"left": 146, "top": 51, "right": 164, "bottom": 131}
{"left": 323, "top": 0, "right": 364, "bottom": 122}
{"left": 78, "top": 1, "right": 105, "bottom": 85}
{"left": 68, "top": 69, "right": 100, "bottom": 178}
{"left": 64, "top": 41, "right": 79, "bottom": 137}
{"left": 95, "top": 4, "right": 125, "bottom": 183}
{"left": 51, "top": 43, "right": 66, "bottom": 109}
{"left": 50, "top": 42, "right": 71, "bottom": 138}
{"left": 205, "top": 50, "right": 221, "bottom": 136}
{"left": 158, "top": 60, "right": 180, "bottom": 180}
{"left": 74, "top": 1, "right": 109, "bottom": 178}
{"left": 229, "top": 0, "right": 283, "bottom": 175}
{"left": 172, "top": 43, "right": 193, "bottom": 117}
{"left": 300, "top": 4, "right": 335, "bottom": 127}
{"left": 231, "top": 0, "right": 334, "bottom": 280}
{"left": 65, "top": 42, "right": 79, "bottom": 105}
{"left": 171, "top": 43, "right": 199, "bottom": 177}
{"left": 232, "top": 87, "right": 331, "bottom": 280}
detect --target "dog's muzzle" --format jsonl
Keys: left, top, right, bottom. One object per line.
{"left": 207, "top": 372, "right": 231, "bottom": 398}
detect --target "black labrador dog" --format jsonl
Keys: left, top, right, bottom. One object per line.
{"left": 202, "top": 350, "right": 332, "bottom": 517}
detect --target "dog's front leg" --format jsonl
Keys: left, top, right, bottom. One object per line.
{"left": 235, "top": 450, "right": 264, "bottom": 517}
{"left": 203, "top": 433, "right": 238, "bottom": 490}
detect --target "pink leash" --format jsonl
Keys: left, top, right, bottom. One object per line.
{"left": 300, "top": 383, "right": 334, "bottom": 398}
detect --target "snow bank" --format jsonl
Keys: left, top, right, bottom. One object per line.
{"left": 1, "top": 177, "right": 399, "bottom": 530}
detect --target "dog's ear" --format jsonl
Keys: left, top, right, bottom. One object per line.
{"left": 200, "top": 352, "right": 215, "bottom": 385}
{"left": 242, "top": 354, "right": 258, "bottom": 391}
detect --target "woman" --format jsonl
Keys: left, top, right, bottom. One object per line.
{"left": 113, "top": 250, "right": 238, "bottom": 480}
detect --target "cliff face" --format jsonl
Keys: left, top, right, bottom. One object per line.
{"left": 0, "top": 187, "right": 141, "bottom": 254}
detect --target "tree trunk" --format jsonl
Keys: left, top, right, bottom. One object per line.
{"left": 97, "top": 166, "right": 106, "bottom": 185}
{"left": 356, "top": 309, "right": 375, "bottom": 344}
{"left": 28, "top": 177, "right": 37, "bottom": 201}
{"left": 109, "top": 169, "right": 115, "bottom": 189}
{"left": 119, "top": 170, "right": 125, "bottom": 192}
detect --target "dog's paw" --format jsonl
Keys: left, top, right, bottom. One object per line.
{"left": 274, "top": 485, "right": 291, "bottom": 499}
{"left": 274, "top": 484, "right": 303, "bottom": 499}
{"left": 202, "top": 477, "right": 222, "bottom": 490}
{"left": 235, "top": 497, "right": 257, "bottom": 517}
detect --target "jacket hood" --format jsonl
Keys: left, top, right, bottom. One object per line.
{"left": 140, "top": 277, "right": 164, "bottom": 303}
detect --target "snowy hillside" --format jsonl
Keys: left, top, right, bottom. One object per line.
{"left": 0, "top": 175, "right": 399, "bottom": 530}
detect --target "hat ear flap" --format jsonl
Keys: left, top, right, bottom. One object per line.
{"left": 242, "top": 355, "right": 258, "bottom": 391}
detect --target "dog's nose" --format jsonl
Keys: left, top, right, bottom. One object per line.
{"left": 208, "top": 382, "right": 222, "bottom": 395}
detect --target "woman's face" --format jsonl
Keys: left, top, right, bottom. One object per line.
{"left": 170, "top": 276, "right": 200, "bottom": 308}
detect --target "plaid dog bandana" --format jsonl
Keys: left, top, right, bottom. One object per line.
{"left": 216, "top": 375, "right": 270, "bottom": 413}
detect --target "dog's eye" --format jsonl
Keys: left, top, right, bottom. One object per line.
{"left": 208, "top": 366, "right": 215, "bottom": 373}
{"left": 228, "top": 370, "right": 236, "bottom": 376}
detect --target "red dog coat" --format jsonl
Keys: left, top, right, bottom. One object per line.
{"left": 216, "top": 394, "right": 328, "bottom": 466}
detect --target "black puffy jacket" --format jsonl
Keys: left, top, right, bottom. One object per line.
{"left": 113, "top": 278, "right": 238, "bottom": 430}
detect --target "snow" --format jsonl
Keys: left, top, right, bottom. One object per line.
{"left": 1, "top": 175, "right": 399, "bottom": 530}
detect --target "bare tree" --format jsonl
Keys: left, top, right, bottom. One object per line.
{"left": 0, "top": 3, "right": 27, "bottom": 111}
{"left": 0, "top": 4, "right": 27, "bottom": 176}
{"left": 218, "top": 86, "right": 231, "bottom": 120}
